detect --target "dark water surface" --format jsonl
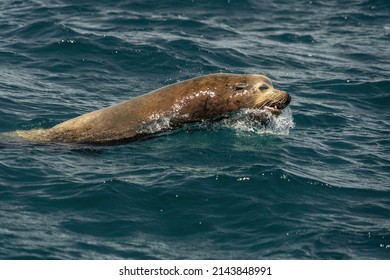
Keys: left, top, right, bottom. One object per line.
{"left": 1, "top": 0, "right": 389, "bottom": 259}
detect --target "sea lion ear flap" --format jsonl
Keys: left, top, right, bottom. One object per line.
{"left": 234, "top": 83, "right": 247, "bottom": 90}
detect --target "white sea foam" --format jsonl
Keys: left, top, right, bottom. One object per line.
{"left": 224, "top": 107, "right": 295, "bottom": 136}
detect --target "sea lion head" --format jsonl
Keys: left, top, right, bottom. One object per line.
{"left": 230, "top": 74, "right": 291, "bottom": 115}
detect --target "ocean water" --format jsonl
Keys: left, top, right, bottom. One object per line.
{"left": 0, "top": 0, "right": 389, "bottom": 259}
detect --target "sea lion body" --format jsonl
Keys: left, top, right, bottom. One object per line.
{"left": 17, "top": 74, "right": 290, "bottom": 144}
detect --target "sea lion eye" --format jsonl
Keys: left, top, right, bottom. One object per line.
{"left": 259, "top": 84, "right": 269, "bottom": 91}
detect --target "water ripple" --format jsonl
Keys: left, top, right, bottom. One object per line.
{"left": 0, "top": 0, "right": 389, "bottom": 259}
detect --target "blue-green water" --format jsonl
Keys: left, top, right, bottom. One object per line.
{"left": 1, "top": 0, "right": 389, "bottom": 259}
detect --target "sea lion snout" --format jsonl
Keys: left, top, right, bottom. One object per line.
{"left": 280, "top": 91, "right": 291, "bottom": 109}
{"left": 286, "top": 92, "right": 291, "bottom": 105}
{"left": 274, "top": 90, "right": 291, "bottom": 111}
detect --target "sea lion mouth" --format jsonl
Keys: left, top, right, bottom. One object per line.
{"left": 263, "top": 93, "right": 291, "bottom": 115}
{"left": 264, "top": 105, "right": 283, "bottom": 114}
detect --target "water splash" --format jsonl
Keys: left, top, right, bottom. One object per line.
{"left": 140, "top": 115, "right": 173, "bottom": 135}
{"left": 223, "top": 107, "right": 295, "bottom": 136}
{"left": 139, "top": 107, "right": 294, "bottom": 138}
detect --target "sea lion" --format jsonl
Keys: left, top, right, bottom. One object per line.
{"left": 16, "top": 73, "right": 291, "bottom": 144}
